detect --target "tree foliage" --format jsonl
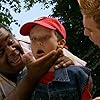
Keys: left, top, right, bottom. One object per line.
{"left": 0, "top": 0, "right": 21, "bottom": 26}
{"left": 0, "top": 0, "right": 100, "bottom": 97}
{"left": 0, "top": 0, "right": 54, "bottom": 27}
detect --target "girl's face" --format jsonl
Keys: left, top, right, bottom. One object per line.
{"left": 29, "top": 25, "right": 65, "bottom": 59}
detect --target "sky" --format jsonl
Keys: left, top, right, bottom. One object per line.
{"left": 10, "top": 3, "right": 53, "bottom": 40}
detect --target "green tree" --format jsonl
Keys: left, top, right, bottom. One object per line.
{"left": 0, "top": 0, "right": 21, "bottom": 26}
{"left": 0, "top": 0, "right": 53, "bottom": 27}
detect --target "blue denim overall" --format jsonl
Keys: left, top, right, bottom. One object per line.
{"left": 30, "top": 65, "right": 91, "bottom": 100}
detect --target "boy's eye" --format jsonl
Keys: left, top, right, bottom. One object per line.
{"left": 31, "top": 35, "right": 51, "bottom": 42}
{"left": 44, "top": 35, "right": 50, "bottom": 40}
{"left": 31, "top": 37, "right": 37, "bottom": 42}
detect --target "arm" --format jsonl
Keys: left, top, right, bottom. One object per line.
{"left": 4, "top": 48, "right": 63, "bottom": 100}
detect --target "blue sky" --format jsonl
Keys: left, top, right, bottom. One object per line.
{"left": 10, "top": 3, "right": 53, "bottom": 39}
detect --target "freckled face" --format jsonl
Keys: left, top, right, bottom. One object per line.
{"left": 29, "top": 25, "right": 59, "bottom": 59}
{"left": 83, "top": 15, "right": 100, "bottom": 48}
{"left": 0, "top": 28, "right": 24, "bottom": 74}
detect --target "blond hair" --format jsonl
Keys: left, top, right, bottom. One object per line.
{"left": 78, "top": 0, "right": 100, "bottom": 28}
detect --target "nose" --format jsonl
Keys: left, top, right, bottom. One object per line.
{"left": 37, "top": 41, "right": 43, "bottom": 46}
{"left": 84, "top": 29, "right": 89, "bottom": 36}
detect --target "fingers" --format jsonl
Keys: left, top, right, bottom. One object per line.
{"left": 35, "top": 50, "right": 57, "bottom": 65}
{"left": 22, "top": 48, "right": 63, "bottom": 75}
{"left": 23, "top": 50, "right": 57, "bottom": 67}
{"left": 44, "top": 48, "right": 63, "bottom": 69}
{"left": 54, "top": 56, "right": 74, "bottom": 69}
{"left": 36, "top": 48, "right": 63, "bottom": 73}
{"left": 21, "top": 49, "right": 63, "bottom": 82}
{"left": 22, "top": 53, "right": 35, "bottom": 67}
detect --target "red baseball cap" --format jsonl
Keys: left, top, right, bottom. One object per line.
{"left": 20, "top": 17, "right": 66, "bottom": 39}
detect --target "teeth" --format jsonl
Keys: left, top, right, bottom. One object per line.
{"left": 13, "top": 56, "right": 19, "bottom": 62}
{"left": 8, "top": 55, "right": 18, "bottom": 63}
{"left": 14, "top": 50, "right": 20, "bottom": 55}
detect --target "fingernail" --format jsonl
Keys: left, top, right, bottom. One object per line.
{"left": 54, "top": 65, "right": 59, "bottom": 69}
{"left": 63, "top": 63, "right": 66, "bottom": 67}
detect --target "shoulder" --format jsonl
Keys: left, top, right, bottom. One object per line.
{"left": 66, "top": 65, "right": 91, "bottom": 76}
{"left": 0, "top": 74, "right": 16, "bottom": 99}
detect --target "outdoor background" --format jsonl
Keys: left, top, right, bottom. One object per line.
{"left": 0, "top": 0, "right": 100, "bottom": 98}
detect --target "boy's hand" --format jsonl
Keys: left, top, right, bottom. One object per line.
{"left": 23, "top": 48, "right": 63, "bottom": 81}
{"left": 54, "top": 55, "right": 74, "bottom": 69}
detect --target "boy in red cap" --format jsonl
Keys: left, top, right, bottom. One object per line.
{"left": 20, "top": 16, "right": 92, "bottom": 100}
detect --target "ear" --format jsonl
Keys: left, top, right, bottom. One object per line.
{"left": 57, "top": 39, "right": 66, "bottom": 49}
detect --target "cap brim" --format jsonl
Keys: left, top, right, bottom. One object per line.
{"left": 20, "top": 21, "right": 56, "bottom": 36}
{"left": 20, "top": 22, "right": 34, "bottom": 36}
